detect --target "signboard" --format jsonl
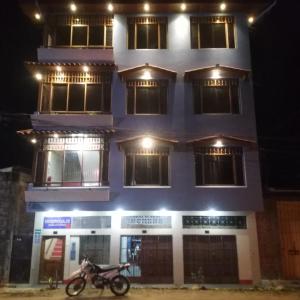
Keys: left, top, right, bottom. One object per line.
{"left": 44, "top": 217, "right": 72, "bottom": 229}
{"left": 121, "top": 216, "right": 172, "bottom": 228}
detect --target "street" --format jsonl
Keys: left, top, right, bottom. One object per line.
{"left": 0, "top": 288, "right": 299, "bottom": 300}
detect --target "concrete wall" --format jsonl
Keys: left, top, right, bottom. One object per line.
{"left": 0, "top": 168, "right": 33, "bottom": 283}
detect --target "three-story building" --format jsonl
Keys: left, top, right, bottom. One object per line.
{"left": 19, "top": 0, "right": 273, "bottom": 285}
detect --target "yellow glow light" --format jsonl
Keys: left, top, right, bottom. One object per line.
{"left": 180, "top": 3, "right": 186, "bottom": 11}
{"left": 211, "top": 69, "right": 221, "bottom": 79}
{"left": 141, "top": 137, "right": 154, "bottom": 149}
{"left": 220, "top": 3, "right": 226, "bottom": 11}
{"left": 144, "top": 3, "right": 150, "bottom": 11}
{"left": 141, "top": 70, "right": 152, "bottom": 80}
{"left": 248, "top": 16, "right": 254, "bottom": 24}
{"left": 34, "top": 13, "right": 41, "bottom": 20}
{"left": 56, "top": 66, "right": 62, "bottom": 72}
{"left": 53, "top": 134, "right": 59, "bottom": 138}
{"left": 107, "top": 3, "right": 114, "bottom": 11}
{"left": 83, "top": 65, "right": 89, "bottom": 72}
{"left": 31, "top": 138, "right": 37, "bottom": 144}
{"left": 70, "top": 3, "right": 77, "bottom": 12}
{"left": 35, "top": 73, "right": 42, "bottom": 80}
{"left": 214, "top": 140, "right": 224, "bottom": 148}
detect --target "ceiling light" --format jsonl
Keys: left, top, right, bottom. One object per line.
{"left": 107, "top": 3, "right": 114, "bottom": 12}
{"left": 248, "top": 16, "right": 254, "bottom": 24}
{"left": 141, "top": 137, "right": 154, "bottom": 149}
{"left": 180, "top": 3, "right": 186, "bottom": 11}
{"left": 220, "top": 3, "right": 226, "bottom": 11}
{"left": 56, "top": 66, "right": 62, "bottom": 72}
{"left": 144, "top": 3, "right": 150, "bottom": 11}
{"left": 34, "top": 13, "right": 41, "bottom": 20}
{"left": 31, "top": 138, "right": 37, "bottom": 144}
{"left": 214, "top": 140, "right": 224, "bottom": 148}
{"left": 70, "top": 2, "right": 77, "bottom": 12}
{"left": 83, "top": 65, "right": 89, "bottom": 72}
{"left": 53, "top": 134, "right": 59, "bottom": 138}
{"left": 141, "top": 70, "right": 152, "bottom": 80}
{"left": 35, "top": 73, "right": 42, "bottom": 80}
{"left": 211, "top": 69, "right": 221, "bottom": 79}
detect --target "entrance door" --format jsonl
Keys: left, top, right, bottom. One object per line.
{"left": 39, "top": 236, "right": 65, "bottom": 283}
{"left": 120, "top": 235, "right": 173, "bottom": 283}
{"left": 183, "top": 235, "right": 239, "bottom": 283}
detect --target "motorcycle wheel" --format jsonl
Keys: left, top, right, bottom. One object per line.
{"left": 65, "top": 276, "right": 86, "bottom": 297}
{"left": 110, "top": 275, "right": 130, "bottom": 296}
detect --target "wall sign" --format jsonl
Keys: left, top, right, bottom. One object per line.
{"left": 183, "top": 216, "right": 247, "bottom": 229}
{"left": 44, "top": 217, "right": 72, "bottom": 229}
{"left": 121, "top": 216, "right": 172, "bottom": 228}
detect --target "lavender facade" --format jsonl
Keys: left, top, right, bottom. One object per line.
{"left": 20, "top": 0, "right": 272, "bottom": 285}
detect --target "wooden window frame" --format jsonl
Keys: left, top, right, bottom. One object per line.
{"left": 40, "top": 82, "right": 110, "bottom": 114}
{"left": 191, "top": 16, "right": 235, "bottom": 49}
{"left": 193, "top": 79, "right": 240, "bottom": 114}
{"left": 124, "top": 151, "right": 169, "bottom": 186}
{"left": 126, "top": 80, "right": 168, "bottom": 115}
{"left": 195, "top": 147, "right": 244, "bottom": 186}
{"left": 128, "top": 17, "right": 167, "bottom": 49}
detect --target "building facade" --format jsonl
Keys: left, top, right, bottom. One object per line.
{"left": 19, "top": 0, "right": 273, "bottom": 285}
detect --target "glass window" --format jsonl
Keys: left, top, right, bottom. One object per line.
{"left": 68, "top": 84, "right": 85, "bottom": 111}
{"left": 79, "top": 236, "right": 110, "bottom": 264}
{"left": 56, "top": 26, "right": 70, "bottom": 46}
{"left": 86, "top": 84, "right": 102, "bottom": 111}
{"left": 51, "top": 84, "right": 68, "bottom": 111}
{"left": 89, "top": 25, "right": 104, "bottom": 46}
{"left": 46, "top": 151, "right": 63, "bottom": 185}
{"left": 125, "top": 154, "right": 168, "bottom": 186}
{"left": 191, "top": 17, "right": 235, "bottom": 49}
{"left": 63, "top": 151, "right": 82, "bottom": 184}
{"left": 127, "top": 82, "right": 167, "bottom": 114}
{"left": 72, "top": 26, "right": 88, "bottom": 45}
{"left": 128, "top": 17, "right": 167, "bottom": 49}
{"left": 82, "top": 151, "right": 100, "bottom": 185}
{"left": 195, "top": 148, "right": 244, "bottom": 186}
{"left": 193, "top": 80, "right": 239, "bottom": 114}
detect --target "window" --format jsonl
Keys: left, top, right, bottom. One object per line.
{"left": 34, "top": 136, "right": 109, "bottom": 187}
{"left": 195, "top": 147, "right": 244, "bottom": 186}
{"left": 128, "top": 17, "right": 167, "bottom": 49}
{"left": 41, "top": 82, "right": 111, "bottom": 113}
{"left": 51, "top": 16, "right": 112, "bottom": 48}
{"left": 193, "top": 79, "right": 239, "bottom": 114}
{"left": 79, "top": 236, "right": 110, "bottom": 264}
{"left": 127, "top": 80, "right": 167, "bottom": 114}
{"left": 191, "top": 16, "right": 235, "bottom": 48}
{"left": 125, "top": 151, "right": 169, "bottom": 186}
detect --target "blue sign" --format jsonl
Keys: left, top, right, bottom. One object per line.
{"left": 44, "top": 217, "right": 72, "bottom": 229}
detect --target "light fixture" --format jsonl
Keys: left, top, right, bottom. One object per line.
{"left": 214, "top": 140, "right": 224, "bottom": 148}
{"left": 180, "top": 3, "right": 186, "bottom": 11}
{"left": 34, "top": 13, "right": 41, "bottom": 20}
{"left": 141, "top": 137, "right": 154, "bottom": 149}
{"left": 141, "top": 70, "right": 152, "bottom": 80}
{"left": 160, "top": 208, "right": 167, "bottom": 212}
{"left": 248, "top": 16, "right": 254, "bottom": 24}
{"left": 53, "top": 133, "right": 59, "bottom": 138}
{"left": 107, "top": 3, "right": 114, "bottom": 12}
{"left": 31, "top": 138, "right": 37, "bottom": 144}
{"left": 211, "top": 68, "right": 221, "bottom": 79}
{"left": 116, "top": 208, "right": 124, "bottom": 212}
{"left": 83, "top": 65, "right": 89, "bottom": 72}
{"left": 35, "top": 73, "right": 42, "bottom": 81}
{"left": 70, "top": 2, "right": 77, "bottom": 12}
{"left": 220, "top": 2, "right": 226, "bottom": 11}
{"left": 144, "top": 3, "right": 150, "bottom": 11}
{"left": 56, "top": 66, "right": 62, "bottom": 72}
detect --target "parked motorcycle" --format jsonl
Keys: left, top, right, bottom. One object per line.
{"left": 65, "top": 257, "right": 131, "bottom": 297}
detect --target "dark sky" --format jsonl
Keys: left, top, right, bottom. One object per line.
{"left": 0, "top": 0, "right": 300, "bottom": 188}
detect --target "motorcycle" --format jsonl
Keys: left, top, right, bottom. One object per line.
{"left": 65, "top": 257, "right": 131, "bottom": 297}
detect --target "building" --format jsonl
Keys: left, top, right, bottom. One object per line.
{"left": 257, "top": 189, "right": 300, "bottom": 281}
{"left": 0, "top": 167, "right": 33, "bottom": 284}
{"left": 19, "top": 0, "right": 274, "bottom": 285}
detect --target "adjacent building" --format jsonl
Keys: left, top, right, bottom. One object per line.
{"left": 19, "top": 0, "right": 274, "bottom": 285}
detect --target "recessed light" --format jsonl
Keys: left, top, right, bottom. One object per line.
{"left": 70, "top": 2, "right": 77, "bottom": 12}
{"left": 83, "top": 66, "right": 89, "bottom": 72}
{"left": 248, "top": 16, "right": 254, "bottom": 24}
{"left": 180, "top": 3, "right": 186, "bottom": 11}
{"left": 220, "top": 3, "right": 226, "bottom": 11}
{"left": 144, "top": 3, "right": 150, "bottom": 12}
{"left": 34, "top": 13, "right": 41, "bottom": 20}
{"left": 56, "top": 66, "right": 62, "bottom": 72}
{"left": 107, "top": 3, "right": 114, "bottom": 12}
{"left": 35, "top": 73, "right": 42, "bottom": 80}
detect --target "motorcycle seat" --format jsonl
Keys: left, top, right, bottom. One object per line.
{"left": 96, "top": 265, "right": 120, "bottom": 272}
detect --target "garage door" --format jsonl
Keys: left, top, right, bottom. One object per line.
{"left": 120, "top": 235, "right": 173, "bottom": 283}
{"left": 183, "top": 235, "right": 239, "bottom": 283}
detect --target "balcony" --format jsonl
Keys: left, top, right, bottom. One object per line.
{"left": 25, "top": 184, "right": 110, "bottom": 203}
{"left": 38, "top": 47, "right": 114, "bottom": 63}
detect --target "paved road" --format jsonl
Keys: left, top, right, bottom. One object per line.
{"left": 0, "top": 288, "right": 299, "bottom": 300}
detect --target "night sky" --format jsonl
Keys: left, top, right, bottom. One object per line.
{"left": 0, "top": 0, "right": 299, "bottom": 188}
